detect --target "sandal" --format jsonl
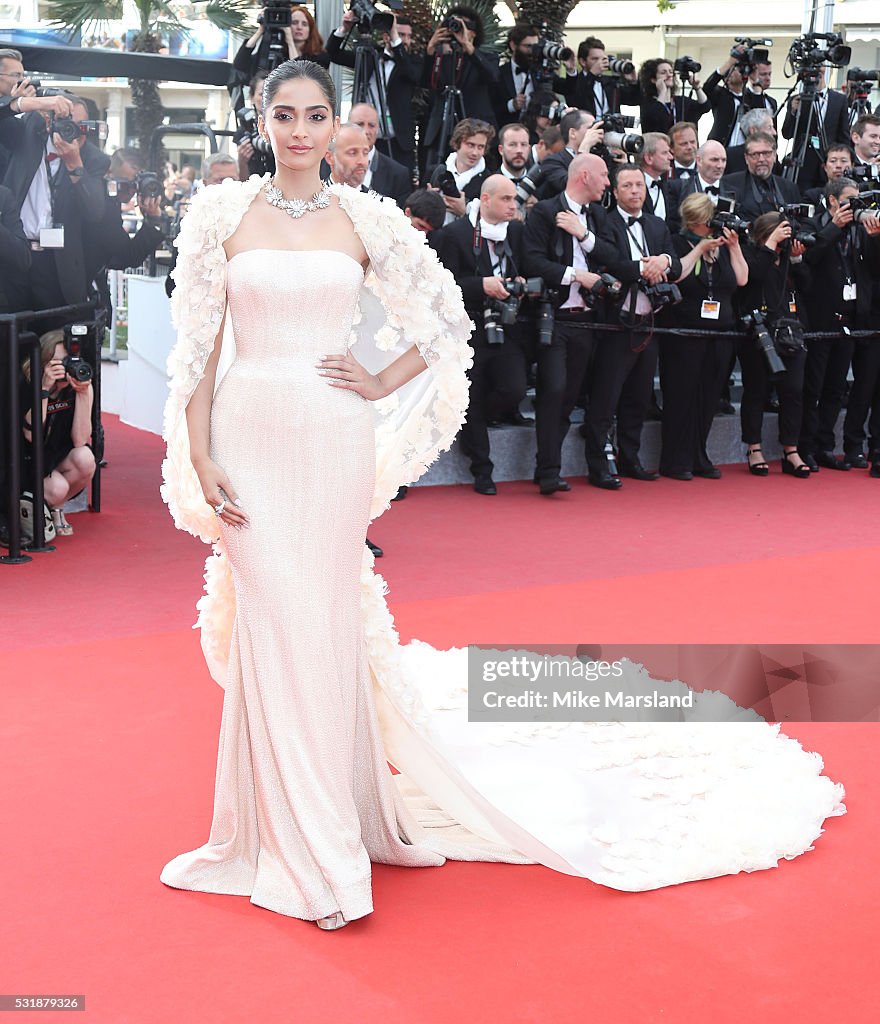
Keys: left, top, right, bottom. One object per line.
{"left": 782, "top": 449, "right": 811, "bottom": 478}
{"left": 315, "top": 912, "right": 348, "bottom": 931}
{"left": 746, "top": 446, "right": 769, "bottom": 476}
{"left": 51, "top": 508, "right": 74, "bottom": 536}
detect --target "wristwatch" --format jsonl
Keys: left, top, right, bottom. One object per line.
{"left": 40, "top": 389, "right": 50, "bottom": 398}
{"left": 67, "top": 166, "right": 84, "bottom": 178}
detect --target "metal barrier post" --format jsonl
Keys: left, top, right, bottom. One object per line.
{"left": 1, "top": 318, "right": 30, "bottom": 564}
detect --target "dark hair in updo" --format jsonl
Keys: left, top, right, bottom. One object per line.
{"left": 262, "top": 59, "right": 337, "bottom": 115}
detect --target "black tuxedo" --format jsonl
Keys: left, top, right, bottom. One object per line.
{"left": 556, "top": 72, "right": 641, "bottom": 119}
{"left": 492, "top": 60, "right": 569, "bottom": 129}
{"left": 642, "top": 174, "right": 675, "bottom": 222}
{"left": 585, "top": 209, "right": 682, "bottom": 476}
{"left": 434, "top": 214, "right": 528, "bottom": 478}
{"left": 0, "top": 183, "right": 30, "bottom": 313}
{"left": 0, "top": 111, "right": 109, "bottom": 310}
{"left": 666, "top": 176, "right": 730, "bottom": 233}
{"left": 326, "top": 32, "right": 423, "bottom": 170}
{"left": 702, "top": 70, "right": 779, "bottom": 145}
{"left": 523, "top": 194, "right": 620, "bottom": 482}
{"left": 367, "top": 150, "right": 412, "bottom": 207}
{"left": 536, "top": 147, "right": 574, "bottom": 200}
{"left": 719, "top": 170, "right": 802, "bottom": 221}
{"left": 781, "top": 89, "right": 851, "bottom": 189}
{"left": 639, "top": 96, "right": 710, "bottom": 136}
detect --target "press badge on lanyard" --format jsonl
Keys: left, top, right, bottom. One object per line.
{"left": 701, "top": 300, "right": 720, "bottom": 319}
{"left": 39, "top": 227, "right": 64, "bottom": 248}
{"left": 843, "top": 280, "right": 857, "bottom": 302}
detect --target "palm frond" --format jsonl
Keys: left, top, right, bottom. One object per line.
{"left": 203, "top": 0, "right": 252, "bottom": 33}
{"left": 47, "top": 0, "right": 125, "bottom": 36}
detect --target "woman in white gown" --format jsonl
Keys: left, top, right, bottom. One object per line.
{"left": 159, "top": 61, "right": 845, "bottom": 930}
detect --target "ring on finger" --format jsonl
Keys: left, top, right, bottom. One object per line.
{"left": 214, "top": 499, "right": 227, "bottom": 516}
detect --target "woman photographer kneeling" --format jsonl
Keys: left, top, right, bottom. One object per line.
{"left": 660, "top": 193, "right": 748, "bottom": 479}
{"left": 21, "top": 329, "right": 96, "bottom": 535}
{"left": 738, "top": 212, "right": 812, "bottom": 478}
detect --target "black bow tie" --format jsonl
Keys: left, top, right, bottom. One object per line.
{"left": 648, "top": 179, "right": 661, "bottom": 189}
{"left": 381, "top": 52, "right": 395, "bottom": 62}
{"left": 627, "top": 216, "right": 643, "bottom": 226}
{"left": 705, "top": 185, "right": 719, "bottom": 195}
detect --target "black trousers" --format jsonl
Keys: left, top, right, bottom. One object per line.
{"left": 458, "top": 327, "right": 529, "bottom": 478}
{"left": 660, "top": 334, "right": 734, "bottom": 475}
{"left": 534, "top": 319, "right": 597, "bottom": 482}
{"left": 843, "top": 339, "right": 880, "bottom": 458}
{"left": 585, "top": 331, "right": 657, "bottom": 476}
{"left": 799, "top": 334, "right": 854, "bottom": 455}
{"left": 738, "top": 338, "right": 806, "bottom": 446}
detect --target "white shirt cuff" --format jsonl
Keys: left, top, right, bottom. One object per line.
{"left": 562, "top": 267, "right": 576, "bottom": 285}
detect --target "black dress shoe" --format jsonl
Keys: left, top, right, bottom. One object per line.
{"left": 539, "top": 477, "right": 571, "bottom": 495}
{"left": 391, "top": 486, "right": 408, "bottom": 501}
{"left": 716, "top": 399, "right": 736, "bottom": 416}
{"left": 816, "top": 450, "right": 850, "bottom": 471}
{"left": 474, "top": 475, "right": 497, "bottom": 495}
{"left": 801, "top": 452, "right": 820, "bottom": 473}
{"left": 845, "top": 452, "right": 869, "bottom": 469}
{"left": 365, "top": 538, "right": 384, "bottom": 558}
{"left": 618, "top": 463, "right": 659, "bottom": 481}
{"left": 661, "top": 469, "right": 694, "bottom": 481}
{"left": 588, "top": 472, "right": 622, "bottom": 490}
{"left": 694, "top": 466, "right": 722, "bottom": 479}
{"left": 871, "top": 462, "right": 880, "bottom": 479}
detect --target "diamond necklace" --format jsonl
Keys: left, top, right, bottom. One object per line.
{"left": 264, "top": 178, "right": 333, "bottom": 219}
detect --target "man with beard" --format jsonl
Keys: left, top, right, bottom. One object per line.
{"left": 327, "top": 123, "right": 371, "bottom": 191}
{"left": 493, "top": 22, "right": 569, "bottom": 129}
{"left": 721, "top": 132, "right": 801, "bottom": 221}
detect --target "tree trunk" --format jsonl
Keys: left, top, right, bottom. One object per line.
{"left": 129, "top": 31, "right": 165, "bottom": 166}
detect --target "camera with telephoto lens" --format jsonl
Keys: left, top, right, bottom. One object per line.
{"left": 484, "top": 276, "right": 545, "bottom": 343}
{"left": 429, "top": 164, "right": 461, "bottom": 198}
{"left": 641, "top": 280, "right": 682, "bottom": 310}
{"left": 843, "top": 165, "right": 880, "bottom": 191}
{"left": 732, "top": 37, "right": 772, "bottom": 74}
{"left": 236, "top": 106, "right": 273, "bottom": 156}
{"left": 709, "top": 210, "right": 751, "bottom": 237}
{"left": 607, "top": 56, "right": 635, "bottom": 76}
{"left": 600, "top": 113, "right": 643, "bottom": 156}
{"left": 842, "top": 190, "right": 880, "bottom": 224}
{"left": 846, "top": 67, "right": 879, "bottom": 83}
{"left": 107, "top": 171, "right": 163, "bottom": 205}
{"left": 580, "top": 272, "right": 622, "bottom": 307}
{"left": 350, "top": 0, "right": 402, "bottom": 35}
{"left": 742, "top": 309, "right": 786, "bottom": 377}
{"left": 673, "top": 56, "right": 701, "bottom": 77}
{"left": 514, "top": 163, "right": 546, "bottom": 205}
{"left": 531, "top": 39, "right": 573, "bottom": 64}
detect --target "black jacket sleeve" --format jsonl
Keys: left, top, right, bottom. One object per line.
{"left": 0, "top": 185, "right": 31, "bottom": 274}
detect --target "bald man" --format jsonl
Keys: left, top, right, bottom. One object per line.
{"left": 327, "top": 123, "right": 371, "bottom": 190}
{"left": 523, "top": 154, "right": 623, "bottom": 493}
{"left": 434, "top": 174, "right": 530, "bottom": 493}
{"left": 667, "top": 140, "right": 731, "bottom": 233}
{"left": 348, "top": 102, "right": 412, "bottom": 206}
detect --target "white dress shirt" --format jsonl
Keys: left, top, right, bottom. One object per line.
{"left": 616, "top": 208, "right": 653, "bottom": 314}
{"left": 559, "top": 191, "right": 597, "bottom": 309}
{"left": 643, "top": 172, "right": 666, "bottom": 221}
{"left": 507, "top": 63, "right": 535, "bottom": 112}
{"left": 21, "top": 139, "right": 60, "bottom": 241}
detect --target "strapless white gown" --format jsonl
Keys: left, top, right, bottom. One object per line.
{"left": 160, "top": 250, "right": 846, "bottom": 921}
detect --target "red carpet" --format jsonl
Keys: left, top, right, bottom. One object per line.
{"left": 2, "top": 415, "right": 878, "bottom": 1024}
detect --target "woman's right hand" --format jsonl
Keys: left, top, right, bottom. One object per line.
{"left": 42, "top": 359, "right": 66, "bottom": 391}
{"left": 193, "top": 457, "right": 250, "bottom": 529}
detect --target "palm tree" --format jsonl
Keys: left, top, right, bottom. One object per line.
{"left": 48, "top": 0, "right": 251, "bottom": 157}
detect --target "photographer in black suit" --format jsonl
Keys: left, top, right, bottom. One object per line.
{"left": 536, "top": 109, "right": 605, "bottom": 199}
{"left": 348, "top": 103, "right": 412, "bottom": 206}
{"left": 724, "top": 108, "right": 779, "bottom": 176}
{"left": 422, "top": 6, "right": 500, "bottom": 168}
{"left": 557, "top": 37, "right": 640, "bottom": 119}
{"left": 523, "top": 153, "right": 621, "bottom": 494}
{"left": 435, "top": 175, "right": 529, "bottom": 494}
{"left": 327, "top": 10, "right": 422, "bottom": 172}
{"left": 0, "top": 93, "right": 109, "bottom": 315}
{"left": 587, "top": 166, "right": 684, "bottom": 487}
{"left": 493, "top": 23, "right": 572, "bottom": 129}
{"left": 0, "top": 181, "right": 29, "bottom": 311}
{"left": 781, "top": 66, "right": 851, "bottom": 190}
{"left": 721, "top": 132, "right": 802, "bottom": 221}
{"left": 638, "top": 132, "right": 674, "bottom": 222}
{"left": 667, "top": 140, "right": 730, "bottom": 233}
{"left": 801, "top": 177, "right": 880, "bottom": 470}
{"left": 802, "top": 144, "right": 854, "bottom": 212}
{"left": 703, "top": 45, "right": 778, "bottom": 148}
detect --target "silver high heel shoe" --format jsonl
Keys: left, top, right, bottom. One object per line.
{"left": 315, "top": 912, "right": 348, "bottom": 931}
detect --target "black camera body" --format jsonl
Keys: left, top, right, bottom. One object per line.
{"left": 236, "top": 107, "right": 273, "bottom": 156}
{"left": 673, "top": 56, "right": 701, "bottom": 77}
{"left": 846, "top": 67, "right": 880, "bottom": 84}
{"left": 61, "top": 354, "right": 92, "bottom": 383}
{"left": 351, "top": 0, "right": 401, "bottom": 35}
{"left": 48, "top": 112, "right": 108, "bottom": 145}
{"left": 843, "top": 165, "right": 880, "bottom": 191}
{"left": 259, "top": 0, "right": 293, "bottom": 29}
{"left": 429, "top": 164, "right": 461, "bottom": 198}
{"left": 642, "top": 280, "right": 682, "bottom": 310}
{"left": 107, "top": 171, "right": 163, "bottom": 206}
{"left": 843, "top": 190, "right": 880, "bottom": 224}
{"left": 732, "top": 37, "right": 772, "bottom": 75}
{"left": 485, "top": 276, "right": 553, "bottom": 346}
{"left": 709, "top": 210, "right": 751, "bottom": 237}
{"left": 788, "top": 31, "right": 851, "bottom": 73}
{"left": 580, "top": 272, "right": 622, "bottom": 307}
